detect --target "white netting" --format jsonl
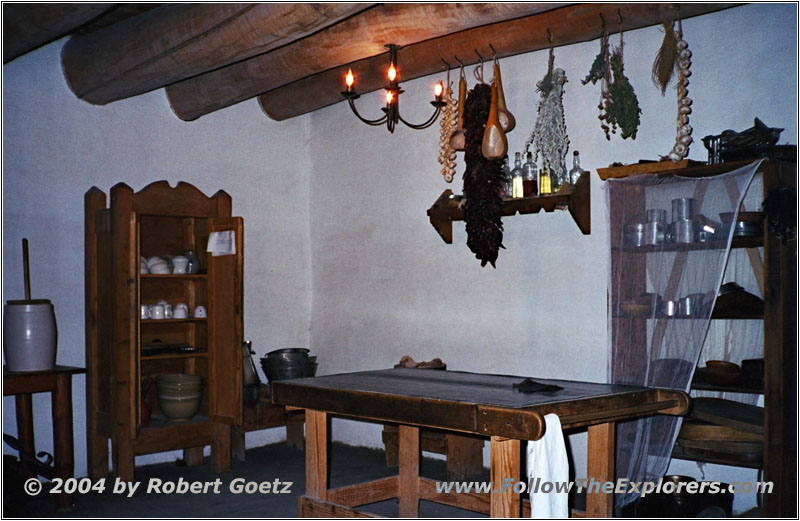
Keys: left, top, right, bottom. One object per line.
{"left": 606, "top": 161, "right": 761, "bottom": 508}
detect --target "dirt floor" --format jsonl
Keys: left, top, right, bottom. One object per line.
{"left": 3, "top": 441, "right": 488, "bottom": 518}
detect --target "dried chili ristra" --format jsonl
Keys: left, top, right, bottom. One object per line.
{"left": 462, "top": 83, "right": 504, "bottom": 268}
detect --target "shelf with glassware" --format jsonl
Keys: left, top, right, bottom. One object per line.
{"left": 427, "top": 171, "right": 590, "bottom": 243}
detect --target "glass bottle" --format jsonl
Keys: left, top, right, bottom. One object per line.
{"left": 539, "top": 166, "right": 552, "bottom": 195}
{"left": 551, "top": 164, "right": 563, "bottom": 193}
{"left": 568, "top": 150, "right": 586, "bottom": 186}
{"left": 522, "top": 152, "right": 538, "bottom": 197}
{"left": 511, "top": 152, "right": 524, "bottom": 199}
{"left": 501, "top": 155, "right": 512, "bottom": 198}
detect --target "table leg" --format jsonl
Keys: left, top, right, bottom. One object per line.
{"left": 586, "top": 422, "right": 615, "bottom": 518}
{"left": 286, "top": 413, "right": 305, "bottom": 450}
{"left": 53, "top": 374, "right": 75, "bottom": 509}
{"left": 304, "top": 409, "right": 328, "bottom": 502}
{"left": 15, "top": 393, "right": 36, "bottom": 479}
{"left": 490, "top": 436, "right": 521, "bottom": 517}
{"left": 398, "top": 425, "right": 420, "bottom": 517}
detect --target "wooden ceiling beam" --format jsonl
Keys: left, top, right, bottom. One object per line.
{"left": 61, "top": 3, "right": 371, "bottom": 105}
{"left": 165, "top": 3, "right": 567, "bottom": 121}
{"left": 3, "top": 3, "right": 115, "bottom": 64}
{"left": 259, "top": 3, "right": 738, "bottom": 121}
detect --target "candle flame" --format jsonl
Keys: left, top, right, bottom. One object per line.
{"left": 386, "top": 91, "right": 394, "bottom": 104}
{"left": 345, "top": 68, "right": 354, "bottom": 87}
{"left": 434, "top": 81, "right": 443, "bottom": 97}
{"left": 388, "top": 64, "right": 397, "bottom": 82}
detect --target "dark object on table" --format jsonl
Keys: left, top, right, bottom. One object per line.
{"left": 702, "top": 118, "right": 786, "bottom": 163}
{"left": 394, "top": 355, "right": 446, "bottom": 370}
{"left": 762, "top": 185, "right": 796, "bottom": 244}
{"left": 260, "top": 348, "right": 317, "bottom": 383}
{"left": 512, "top": 377, "right": 563, "bottom": 394}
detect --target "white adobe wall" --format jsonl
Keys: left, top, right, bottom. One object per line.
{"left": 2, "top": 3, "right": 796, "bottom": 514}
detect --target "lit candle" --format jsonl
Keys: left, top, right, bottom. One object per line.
{"left": 386, "top": 91, "right": 394, "bottom": 106}
{"left": 388, "top": 64, "right": 397, "bottom": 83}
{"left": 434, "top": 80, "right": 444, "bottom": 102}
{"left": 345, "top": 68, "right": 354, "bottom": 92}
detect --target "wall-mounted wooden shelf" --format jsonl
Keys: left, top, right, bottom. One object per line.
{"left": 427, "top": 172, "right": 590, "bottom": 244}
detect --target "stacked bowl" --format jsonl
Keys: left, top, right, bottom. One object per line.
{"left": 260, "top": 348, "right": 317, "bottom": 383}
{"left": 157, "top": 374, "right": 203, "bottom": 420}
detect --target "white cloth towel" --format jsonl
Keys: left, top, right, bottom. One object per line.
{"left": 526, "top": 413, "right": 570, "bottom": 518}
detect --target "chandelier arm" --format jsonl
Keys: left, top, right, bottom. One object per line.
{"left": 397, "top": 105, "right": 442, "bottom": 130}
{"left": 347, "top": 97, "right": 389, "bottom": 126}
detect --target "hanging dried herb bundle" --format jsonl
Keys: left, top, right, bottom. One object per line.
{"left": 583, "top": 24, "right": 640, "bottom": 140}
{"left": 582, "top": 32, "right": 609, "bottom": 86}
{"left": 652, "top": 20, "right": 679, "bottom": 95}
{"left": 606, "top": 49, "right": 641, "bottom": 140}
{"left": 462, "top": 83, "right": 504, "bottom": 268}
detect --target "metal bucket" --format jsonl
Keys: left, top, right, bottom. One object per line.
{"left": 3, "top": 299, "right": 57, "bottom": 372}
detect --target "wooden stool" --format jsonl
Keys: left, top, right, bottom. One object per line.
{"left": 3, "top": 365, "right": 85, "bottom": 509}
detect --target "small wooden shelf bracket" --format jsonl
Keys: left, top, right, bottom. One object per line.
{"left": 426, "top": 172, "right": 591, "bottom": 244}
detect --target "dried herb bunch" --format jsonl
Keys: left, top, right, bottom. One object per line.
{"left": 583, "top": 27, "right": 641, "bottom": 140}
{"left": 462, "top": 83, "right": 504, "bottom": 268}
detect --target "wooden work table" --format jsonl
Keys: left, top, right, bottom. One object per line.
{"left": 271, "top": 368, "right": 689, "bottom": 518}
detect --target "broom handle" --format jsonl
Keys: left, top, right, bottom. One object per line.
{"left": 22, "top": 238, "right": 31, "bottom": 300}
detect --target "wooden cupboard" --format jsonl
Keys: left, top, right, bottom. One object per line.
{"left": 84, "top": 181, "right": 243, "bottom": 481}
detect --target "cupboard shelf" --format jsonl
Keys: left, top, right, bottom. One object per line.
{"left": 140, "top": 352, "right": 209, "bottom": 361}
{"left": 427, "top": 171, "right": 590, "bottom": 244}
{"left": 141, "top": 273, "right": 208, "bottom": 279}
{"left": 141, "top": 318, "right": 208, "bottom": 324}
{"left": 614, "top": 235, "right": 764, "bottom": 254}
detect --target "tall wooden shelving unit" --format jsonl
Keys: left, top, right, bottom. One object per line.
{"left": 603, "top": 159, "right": 796, "bottom": 517}
{"left": 84, "top": 181, "right": 243, "bottom": 481}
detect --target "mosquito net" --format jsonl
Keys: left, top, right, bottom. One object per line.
{"left": 606, "top": 160, "right": 762, "bottom": 508}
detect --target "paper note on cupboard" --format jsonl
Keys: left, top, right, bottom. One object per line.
{"left": 207, "top": 231, "right": 236, "bottom": 256}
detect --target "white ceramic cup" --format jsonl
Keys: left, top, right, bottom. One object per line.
{"left": 193, "top": 305, "right": 207, "bottom": 318}
{"left": 151, "top": 304, "right": 165, "bottom": 320}
{"left": 140, "top": 305, "right": 151, "bottom": 320}
{"left": 173, "top": 303, "right": 189, "bottom": 319}
{"left": 172, "top": 255, "right": 189, "bottom": 274}
{"left": 163, "top": 304, "right": 173, "bottom": 318}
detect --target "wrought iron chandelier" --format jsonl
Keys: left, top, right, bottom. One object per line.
{"left": 341, "top": 44, "right": 445, "bottom": 133}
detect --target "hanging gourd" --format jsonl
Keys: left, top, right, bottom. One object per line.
{"left": 448, "top": 65, "right": 467, "bottom": 151}
{"left": 482, "top": 81, "right": 508, "bottom": 160}
{"left": 493, "top": 57, "right": 516, "bottom": 132}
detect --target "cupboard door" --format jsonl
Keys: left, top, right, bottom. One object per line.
{"left": 207, "top": 217, "right": 244, "bottom": 424}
